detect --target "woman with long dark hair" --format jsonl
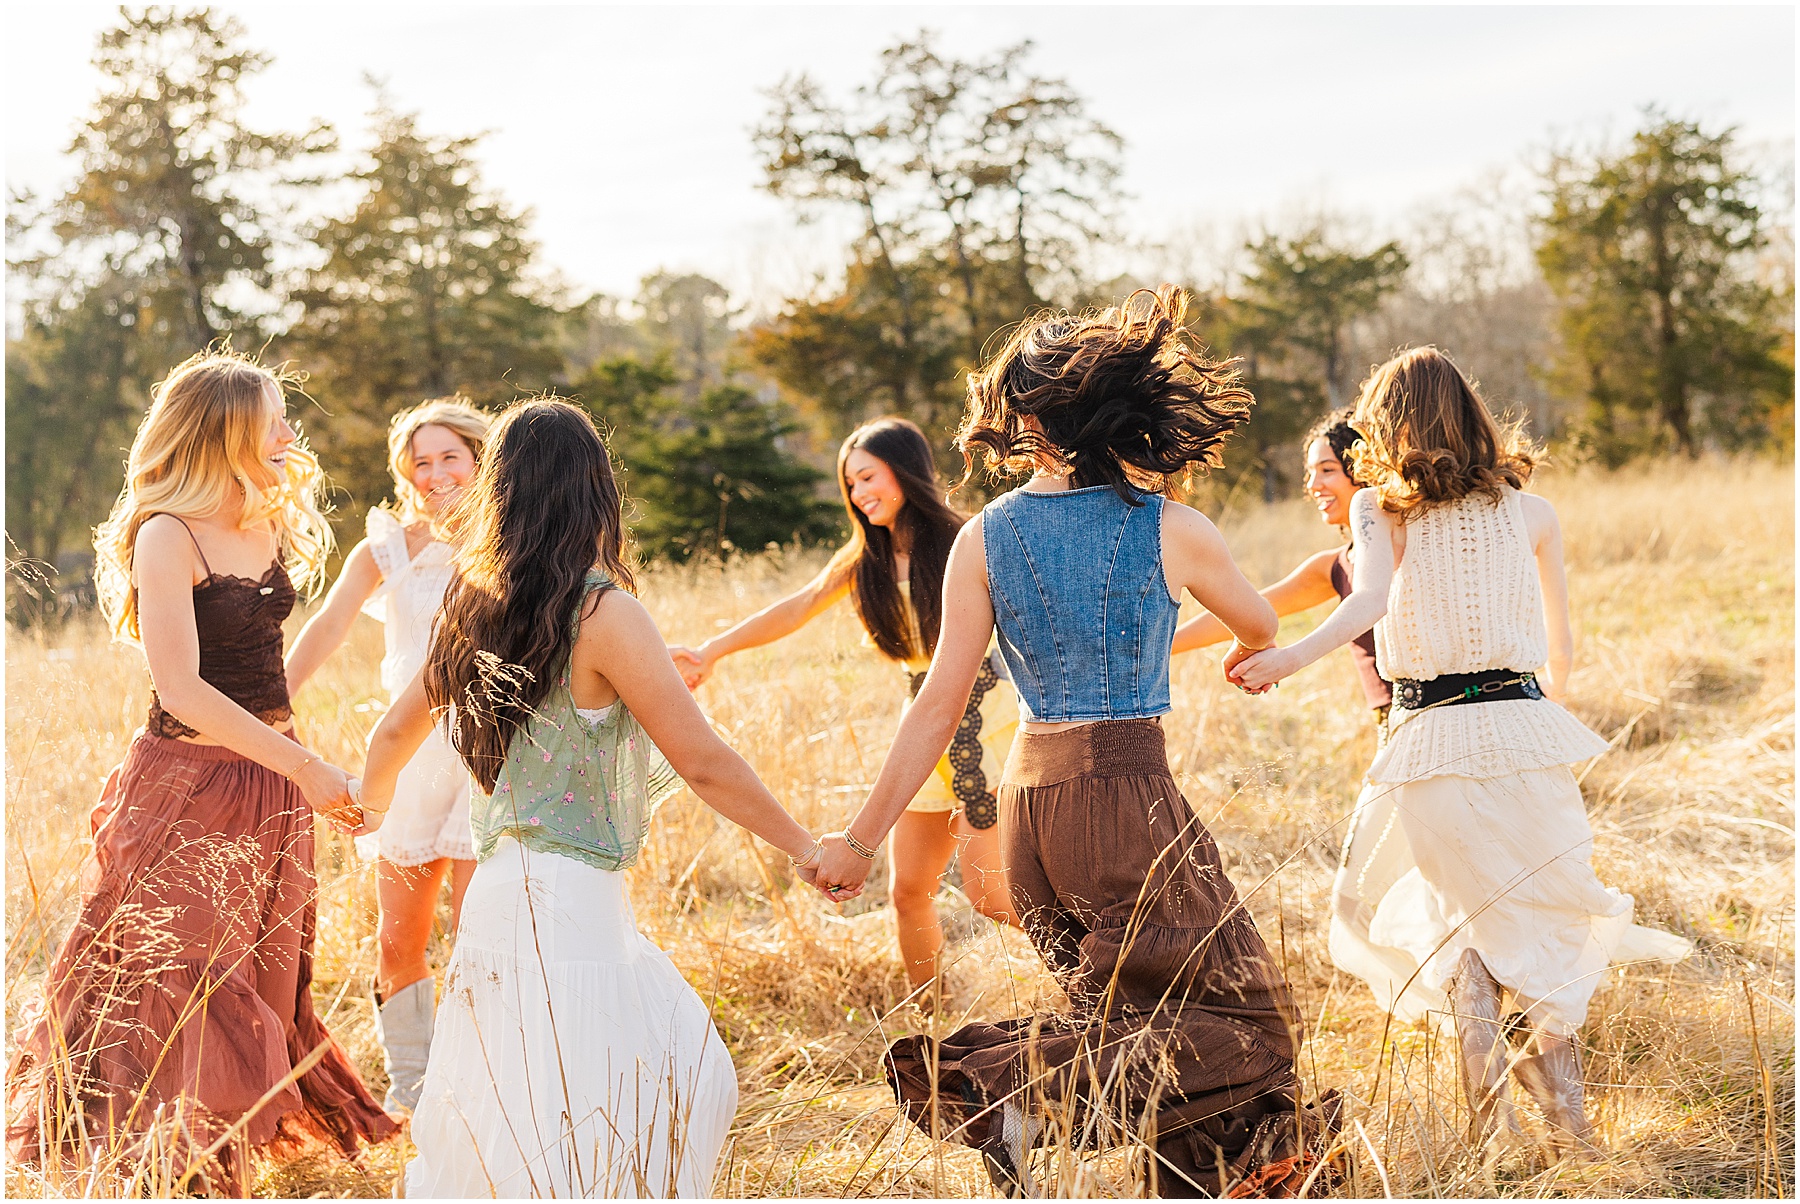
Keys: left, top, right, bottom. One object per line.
{"left": 812, "top": 289, "right": 1341, "bottom": 1195}
{"left": 358, "top": 398, "right": 822, "bottom": 1197}
{"left": 671, "top": 417, "right": 1019, "bottom": 994}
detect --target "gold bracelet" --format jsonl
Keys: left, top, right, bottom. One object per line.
{"left": 789, "top": 838, "right": 824, "bottom": 869}
{"left": 842, "top": 828, "right": 878, "bottom": 860}
{"left": 284, "top": 753, "right": 319, "bottom": 783}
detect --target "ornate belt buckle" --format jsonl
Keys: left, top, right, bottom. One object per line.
{"left": 1394, "top": 678, "right": 1425, "bottom": 710}
{"left": 1521, "top": 675, "right": 1543, "bottom": 700}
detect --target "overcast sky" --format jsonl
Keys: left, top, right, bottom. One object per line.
{"left": 6, "top": 4, "right": 1794, "bottom": 308}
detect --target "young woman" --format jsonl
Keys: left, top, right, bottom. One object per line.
{"left": 1232, "top": 347, "right": 1691, "bottom": 1155}
{"left": 285, "top": 397, "right": 489, "bottom": 1113}
{"left": 357, "top": 398, "right": 823, "bottom": 1198}
{"left": 813, "top": 290, "right": 1340, "bottom": 1196}
{"left": 1172, "top": 409, "right": 1392, "bottom": 726}
{"left": 669, "top": 418, "right": 1019, "bottom": 994}
{"left": 5, "top": 351, "right": 395, "bottom": 1188}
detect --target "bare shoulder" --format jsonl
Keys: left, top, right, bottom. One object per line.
{"left": 579, "top": 584, "right": 652, "bottom": 640}
{"left": 1160, "top": 496, "right": 1223, "bottom": 549}
{"left": 135, "top": 514, "right": 203, "bottom": 579}
{"left": 1301, "top": 546, "right": 1343, "bottom": 577}
{"left": 1516, "top": 490, "right": 1562, "bottom": 546}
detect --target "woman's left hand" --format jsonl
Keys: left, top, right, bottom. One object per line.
{"left": 813, "top": 832, "right": 874, "bottom": 903}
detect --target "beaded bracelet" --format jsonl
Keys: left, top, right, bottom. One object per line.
{"left": 842, "top": 828, "right": 878, "bottom": 860}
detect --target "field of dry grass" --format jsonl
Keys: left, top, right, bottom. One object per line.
{"left": 6, "top": 458, "right": 1793, "bottom": 1198}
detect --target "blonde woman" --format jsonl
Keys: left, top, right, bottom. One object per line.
{"left": 286, "top": 398, "right": 489, "bottom": 1112}
{"left": 5, "top": 350, "right": 395, "bottom": 1188}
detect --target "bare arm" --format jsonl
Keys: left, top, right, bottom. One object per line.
{"left": 1232, "top": 490, "right": 1395, "bottom": 691}
{"left": 359, "top": 669, "right": 436, "bottom": 820}
{"left": 1160, "top": 501, "right": 1279, "bottom": 688}
{"left": 1171, "top": 548, "right": 1341, "bottom": 655}
{"left": 134, "top": 516, "right": 358, "bottom": 824}
{"left": 587, "top": 591, "right": 817, "bottom": 862}
{"left": 284, "top": 539, "right": 383, "bottom": 697}
{"left": 671, "top": 560, "right": 851, "bottom": 687}
{"left": 812, "top": 519, "right": 996, "bottom": 899}
{"left": 1522, "top": 494, "right": 1574, "bottom": 702}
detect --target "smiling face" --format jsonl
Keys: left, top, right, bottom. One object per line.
{"left": 257, "top": 382, "right": 298, "bottom": 488}
{"left": 1303, "top": 437, "right": 1357, "bottom": 528}
{"left": 409, "top": 422, "right": 480, "bottom": 517}
{"left": 843, "top": 448, "right": 906, "bottom": 529}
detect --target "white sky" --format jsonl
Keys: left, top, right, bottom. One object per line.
{"left": 6, "top": 4, "right": 1795, "bottom": 310}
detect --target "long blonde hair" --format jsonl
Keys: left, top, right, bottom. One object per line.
{"left": 385, "top": 397, "right": 493, "bottom": 523}
{"left": 94, "top": 348, "right": 335, "bottom": 643}
{"left": 1349, "top": 347, "right": 1536, "bottom": 524}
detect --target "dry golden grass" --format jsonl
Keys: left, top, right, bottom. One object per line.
{"left": 6, "top": 458, "right": 1793, "bottom": 1198}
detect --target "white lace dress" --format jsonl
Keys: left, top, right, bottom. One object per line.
{"left": 1329, "top": 487, "right": 1690, "bottom": 1035}
{"left": 354, "top": 507, "right": 474, "bottom": 866}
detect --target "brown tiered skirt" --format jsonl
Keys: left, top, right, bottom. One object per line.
{"left": 886, "top": 719, "right": 1337, "bottom": 1196}
{"left": 6, "top": 734, "right": 397, "bottom": 1187}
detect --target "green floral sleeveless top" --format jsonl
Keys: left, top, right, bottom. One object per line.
{"left": 470, "top": 571, "right": 681, "bottom": 870}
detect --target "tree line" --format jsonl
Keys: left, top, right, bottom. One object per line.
{"left": 7, "top": 9, "right": 1793, "bottom": 621}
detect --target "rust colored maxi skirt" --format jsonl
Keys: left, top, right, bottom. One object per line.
{"left": 886, "top": 720, "right": 1339, "bottom": 1197}
{"left": 6, "top": 733, "right": 398, "bottom": 1187}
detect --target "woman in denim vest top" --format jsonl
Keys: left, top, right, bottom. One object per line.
{"left": 811, "top": 288, "right": 1341, "bottom": 1196}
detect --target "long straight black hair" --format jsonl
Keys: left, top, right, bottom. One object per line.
{"left": 425, "top": 398, "right": 635, "bottom": 792}
{"left": 828, "top": 418, "right": 965, "bottom": 663}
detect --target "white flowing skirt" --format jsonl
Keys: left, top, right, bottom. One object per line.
{"left": 1328, "top": 768, "right": 1692, "bottom": 1035}
{"left": 406, "top": 838, "right": 738, "bottom": 1198}
{"left": 353, "top": 726, "right": 474, "bottom": 866}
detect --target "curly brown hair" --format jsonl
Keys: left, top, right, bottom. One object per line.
{"left": 1349, "top": 347, "right": 1537, "bottom": 523}
{"left": 956, "top": 286, "right": 1253, "bottom": 503}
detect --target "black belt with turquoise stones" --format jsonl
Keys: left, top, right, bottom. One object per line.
{"left": 1391, "top": 669, "right": 1544, "bottom": 714}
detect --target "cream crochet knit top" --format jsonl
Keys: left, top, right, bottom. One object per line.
{"left": 1368, "top": 486, "right": 1608, "bottom": 783}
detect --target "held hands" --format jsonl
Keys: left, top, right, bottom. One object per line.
{"left": 1227, "top": 642, "right": 1302, "bottom": 693}
{"left": 295, "top": 759, "right": 365, "bottom": 835}
{"left": 668, "top": 645, "right": 714, "bottom": 691}
{"left": 811, "top": 832, "right": 875, "bottom": 903}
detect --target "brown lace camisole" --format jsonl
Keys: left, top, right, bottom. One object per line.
{"left": 1330, "top": 543, "right": 1394, "bottom": 712}
{"left": 143, "top": 518, "right": 297, "bottom": 739}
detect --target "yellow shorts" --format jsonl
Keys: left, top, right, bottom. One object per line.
{"left": 903, "top": 665, "right": 1019, "bottom": 818}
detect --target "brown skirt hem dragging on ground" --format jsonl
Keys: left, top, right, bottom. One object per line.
{"left": 885, "top": 719, "right": 1342, "bottom": 1197}
{"left": 5, "top": 733, "right": 398, "bottom": 1189}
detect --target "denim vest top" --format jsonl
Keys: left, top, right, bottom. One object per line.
{"left": 982, "top": 485, "right": 1180, "bottom": 722}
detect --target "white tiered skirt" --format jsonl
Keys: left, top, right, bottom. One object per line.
{"left": 406, "top": 837, "right": 737, "bottom": 1198}
{"left": 1329, "top": 767, "right": 1692, "bottom": 1035}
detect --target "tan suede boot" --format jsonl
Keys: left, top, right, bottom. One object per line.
{"left": 1447, "top": 948, "right": 1519, "bottom": 1147}
{"left": 1511, "top": 1031, "right": 1596, "bottom": 1158}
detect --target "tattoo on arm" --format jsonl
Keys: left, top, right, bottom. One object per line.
{"left": 1355, "top": 494, "right": 1376, "bottom": 549}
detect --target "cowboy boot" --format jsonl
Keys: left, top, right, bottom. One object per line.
{"left": 373, "top": 977, "right": 436, "bottom": 1114}
{"left": 1447, "top": 948, "right": 1519, "bottom": 1146}
{"left": 980, "top": 1101, "right": 1041, "bottom": 1198}
{"left": 1511, "top": 1031, "right": 1596, "bottom": 1158}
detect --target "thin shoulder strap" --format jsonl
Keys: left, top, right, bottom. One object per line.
{"left": 150, "top": 513, "right": 213, "bottom": 577}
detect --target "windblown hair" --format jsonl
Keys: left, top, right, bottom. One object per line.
{"left": 826, "top": 418, "right": 966, "bottom": 662}
{"left": 94, "top": 348, "right": 333, "bottom": 644}
{"left": 424, "top": 398, "right": 635, "bottom": 793}
{"left": 1349, "top": 347, "right": 1536, "bottom": 523}
{"left": 957, "top": 285, "right": 1253, "bottom": 503}
{"left": 1304, "top": 408, "right": 1369, "bottom": 487}
{"left": 385, "top": 396, "right": 493, "bottom": 524}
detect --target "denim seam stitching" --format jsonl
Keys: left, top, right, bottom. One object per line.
{"left": 998, "top": 502, "right": 1071, "bottom": 718}
{"left": 1098, "top": 506, "right": 1134, "bottom": 716}
{"left": 989, "top": 501, "right": 1053, "bottom": 719}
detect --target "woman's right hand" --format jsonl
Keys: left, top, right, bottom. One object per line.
{"left": 295, "top": 758, "right": 362, "bottom": 832}
{"left": 668, "top": 645, "right": 715, "bottom": 690}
